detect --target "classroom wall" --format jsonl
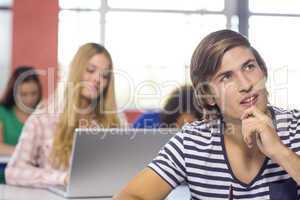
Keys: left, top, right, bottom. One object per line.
{"left": 12, "top": 0, "right": 59, "bottom": 98}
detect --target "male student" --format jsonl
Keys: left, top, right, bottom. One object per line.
{"left": 114, "top": 30, "right": 300, "bottom": 199}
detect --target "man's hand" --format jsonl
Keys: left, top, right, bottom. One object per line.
{"left": 241, "top": 106, "right": 284, "bottom": 158}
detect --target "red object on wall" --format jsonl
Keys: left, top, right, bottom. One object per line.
{"left": 12, "top": 0, "right": 59, "bottom": 98}
{"left": 124, "top": 110, "right": 142, "bottom": 125}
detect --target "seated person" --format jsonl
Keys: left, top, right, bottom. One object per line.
{"left": 0, "top": 66, "right": 42, "bottom": 183}
{"left": 115, "top": 30, "right": 300, "bottom": 199}
{"left": 0, "top": 66, "right": 42, "bottom": 155}
{"left": 5, "top": 43, "right": 126, "bottom": 188}
{"left": 133, "top": 85, "right": 203, "bottom": 128}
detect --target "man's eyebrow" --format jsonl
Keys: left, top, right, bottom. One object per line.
{"left": 214, "top": 71, "right": 232, "bottom": 80}
{"left": 213, "top": 59, "right": 256, "bottom": 80}
{"left": 240, "top": 59, "right": 255, "bottom": 68}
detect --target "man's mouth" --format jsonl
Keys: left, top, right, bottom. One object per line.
{"left": 240, "top": 94, "right": 258, "bottom": 107}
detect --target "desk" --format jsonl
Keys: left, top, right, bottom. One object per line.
{"left": 0, "top": 184, "right": 111, "bottom": 200}
{"left": 0, "top": 156, "right": 9, "bottom": 183}
{"left": 0, "top": 184, "right": 190, "bottom": 200}
{"left": 0, "top": 155, "right": 190, "bottom": 199}
{"left": 0, "top": 156, "right": 10, "bottom": 163}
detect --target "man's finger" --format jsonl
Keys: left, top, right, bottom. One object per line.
{"left": 241, "top": 106, "right": 265, "bottom": 120}
{"left": 242, "top": 121, "right": 255, "bottom": 148}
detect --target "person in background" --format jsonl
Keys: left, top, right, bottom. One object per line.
{"left": 132, "top": 85, "right": 202, "bottom": 128}
{"left": 0, "top": 66, "right": 42, "bottom": 156}
{"left": 0, "top": 66, "right": 42, "bottom": 183}
{"left": 5, "top": 43, "right": 126, "bottom": 188}
{"left": 115, "top": 30, "right": 300, "bottom": 199}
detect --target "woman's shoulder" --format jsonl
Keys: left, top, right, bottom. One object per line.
{"left": 0, "top": 104, "right": 9, "bottom": 113}
{"left": 26, "top": 100, "right": 60, "bottom": 127}
{"left": 0, "top": 104, "right": 13, "bottom": 120}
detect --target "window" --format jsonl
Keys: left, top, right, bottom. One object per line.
{"left": 249, "top": 1, "right": 300, "bottom": 109}
{"left": 106, "top": 12, "right": 226, "bottom": 109}
{"left": 0, "top": 0, "right": 12, "bottom": 7}
{"left": 249, "top": 0, "right": 300, "bottom": 14}
{"left": 58, "top": 0, "right": 227, "bottom": 109}
{"left": 59, "top": 0, "right": 101, "bottom": 9}
{"left": 108, "top": 0, "right": 224, "bottom": 11}
{"left": 0, "top": 0, "right": 12, "bottom": 94}
{"left": 58, "top": 10, "right": 101, "bottom": 76}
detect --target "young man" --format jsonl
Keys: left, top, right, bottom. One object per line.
{"left": 114, "top": 30, "right": 300, "bottom": 199}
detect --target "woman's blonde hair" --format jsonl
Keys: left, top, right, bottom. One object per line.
{"left": 50, "top": 43, "right": 121, "bottom": 169}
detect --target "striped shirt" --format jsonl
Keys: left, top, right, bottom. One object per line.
{"left": 149, "top": 106, "right": 300, "bottom": 199}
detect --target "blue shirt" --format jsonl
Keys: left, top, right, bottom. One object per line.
{"left": 132, "top": 112, "right": 161, "bottom": 128}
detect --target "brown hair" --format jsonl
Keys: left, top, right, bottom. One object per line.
{"left": 190, "top": 30, "right": 267, "bottom": 120}
{"left": 1, "top": 66, "right": 42, "bottom": 109}
{"left": 160, "top": 85, "right": 203, "bottom": 126}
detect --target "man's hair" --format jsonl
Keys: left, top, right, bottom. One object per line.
{"left": 190, "top": 29, "right": 268, "bottom": 120}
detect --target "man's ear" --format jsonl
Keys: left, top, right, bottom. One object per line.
{"left": 195, "top": 83, "right": 216, "bottom": 107}
{"left": 204, "top": 88, "right": 216, "bottom": 106}
{"left": 205, "top": 84, "right": 218, "bottom": 107}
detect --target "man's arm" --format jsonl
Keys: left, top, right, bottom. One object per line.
{"left": 114, "top": 168, "right": 172, "bottom": 200}
{"left": 272, "top": 145, "right": 300, "bottom": 185}
{"left": 241, "top": 106, "right": 300, "bottom": 184}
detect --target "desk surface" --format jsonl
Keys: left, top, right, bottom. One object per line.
{"left": 0, "top": 184, "right": 190, "bottom": 200}
{"left": 0, "top": 156, "right": 10, "bottom": 163}
{"left": 0, "top": 184, "right": 111, "bottom": 200}
{"left": 0, "top": 154, "right": 190, "bottom": 200}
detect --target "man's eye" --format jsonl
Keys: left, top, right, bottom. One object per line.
{"left": 244, "top": 64, "right": 256, "bottom": 71}
{"left": 220, "top": 74, "right": 231, "bottom": 82}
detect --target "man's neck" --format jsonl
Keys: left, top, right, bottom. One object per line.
{"left": 223, "top": 118, "right": 244, "bottom": 144}
{"left": 222, "top": 114, "right": 270, "bottom": 156}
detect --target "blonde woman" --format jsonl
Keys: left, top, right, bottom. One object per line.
{"left": 5, "top": 43, "right": 126, "bottom": 188}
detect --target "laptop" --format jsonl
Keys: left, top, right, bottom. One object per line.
{"left": 49, "top": 128, "right": 178, "bottom": 198}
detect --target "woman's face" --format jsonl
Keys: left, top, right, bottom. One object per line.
{"left": 80, "top": 53, "right": 111, "bottom": 100}
{"left": 16, "top": 81, "right": 40, "bottom": 110}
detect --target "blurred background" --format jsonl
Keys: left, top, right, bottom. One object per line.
{"left": 0, "top": 0, "right": 299, "bottom": 118}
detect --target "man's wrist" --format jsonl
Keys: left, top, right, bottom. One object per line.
{"left": 270, "top": 143, "right": 292, "bottom": 164}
